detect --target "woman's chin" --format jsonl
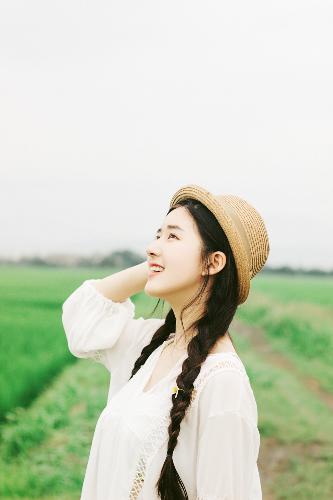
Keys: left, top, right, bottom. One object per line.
{"left": 144, "top": 282, "right": 167, "bottom": 299}
{"left": 144, "top": 285, "right": 161, "bottom": 298}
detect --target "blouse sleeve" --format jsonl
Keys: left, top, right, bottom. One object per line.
{"left": 61, "top": 278, "right": 165, "bottom": 374}
{"left": 195, "top": 368, "right": 259, "bottom": 499}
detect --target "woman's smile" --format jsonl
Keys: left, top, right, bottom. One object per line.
{"left": 148, "top": 268, "right": 165, "bottom": 278}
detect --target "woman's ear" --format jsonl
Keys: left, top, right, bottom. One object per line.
{"left": 204, "top": 252, "right": 226, "bottom": 276}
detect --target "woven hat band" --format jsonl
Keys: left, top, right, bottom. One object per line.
{"left": 217, "top": 194, "right": 269, "bottom": 279}
{"left": 217, "top": 196, "right": 252, "bottom": 277}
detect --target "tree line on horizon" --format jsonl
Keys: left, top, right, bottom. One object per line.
{"left": 0, "top": 250, "right": 332, "bottom": 276}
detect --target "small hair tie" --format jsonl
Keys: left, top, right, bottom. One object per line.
{"left": 171, "top": 384, "right": 183, "bottom": 398}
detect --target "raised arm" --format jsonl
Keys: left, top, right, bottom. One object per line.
{"left": 92, "top": 260, "right": 149, "bottom": 302}
{"left": 61, "top": 260, "right": 164, "bottom": 377}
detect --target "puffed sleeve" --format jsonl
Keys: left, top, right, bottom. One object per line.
{"left": 61, "top": 278, "right": 165, "bottom": 374}
{"left": 195, "top": 368, "right": 259, "bottom": 499}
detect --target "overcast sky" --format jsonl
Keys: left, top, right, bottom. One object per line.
{"left": 0, "top": 1, "right": 332, "bottom": 270}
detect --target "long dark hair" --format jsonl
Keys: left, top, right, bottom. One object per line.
{"left": 129, "top": 198, "right": 239, "bottom": 500}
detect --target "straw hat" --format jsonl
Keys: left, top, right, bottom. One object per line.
{"left": 169, "top": 184, "right": 270, "bottom": 305}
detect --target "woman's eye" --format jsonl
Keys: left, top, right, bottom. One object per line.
{"left": 155, "top": 233, "right": 178, "bottom": 240}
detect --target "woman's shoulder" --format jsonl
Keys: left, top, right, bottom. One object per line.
{"left": 192, "top": 353, "right": 247, "bottom": 396}
{"left": 190, "top": 353, "right": 258, "bottom": 427}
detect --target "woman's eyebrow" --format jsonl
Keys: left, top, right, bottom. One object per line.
{"left": 156, "top": 224, "right": 185, "bottom": 234}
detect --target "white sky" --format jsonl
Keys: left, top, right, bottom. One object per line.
{"left": 0, "top": 1, "right": 332, "bottom": 270}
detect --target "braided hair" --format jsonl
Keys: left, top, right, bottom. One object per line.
{"left": 129, "top": 198, "right": 239, "bottom": 500}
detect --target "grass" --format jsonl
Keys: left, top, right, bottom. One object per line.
{"left": 0, "top": 265, "right": 332, "bottom": 498}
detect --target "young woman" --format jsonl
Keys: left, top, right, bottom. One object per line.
{"left": 62, "top": 183, "right": 270, "bottom": 500}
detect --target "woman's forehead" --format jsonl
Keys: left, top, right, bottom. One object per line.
{"left": 163, "top": 207, "right": 194, "bottom": 230}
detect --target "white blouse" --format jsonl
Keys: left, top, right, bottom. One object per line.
{"left": 61, "top": 279, "right": 262, "bottom": 500}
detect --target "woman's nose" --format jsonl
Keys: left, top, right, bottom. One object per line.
{"left": 146, "top": 240, "right": 161, "bottom": 257}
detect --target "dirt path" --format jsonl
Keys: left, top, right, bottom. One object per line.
{"left": 232, "top": 318, "right": 333, "bottom": 500}
{"left": 233, "top": 318, "right": 333, "bottom": 412}
{"left": 256, "top": 437, "right": 326, "bottom": 500}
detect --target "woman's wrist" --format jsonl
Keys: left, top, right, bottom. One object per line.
{"left": 92, "top": 260, "right": 149, "bottom": 302}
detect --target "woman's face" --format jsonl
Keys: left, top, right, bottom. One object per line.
{"left": 145, "top": 207, "right": 204, "bottom": 305}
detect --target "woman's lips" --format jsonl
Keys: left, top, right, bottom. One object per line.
{"left": 148, "top": 269, "right": 164, "bottom": 278}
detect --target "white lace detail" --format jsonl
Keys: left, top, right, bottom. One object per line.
{"left": 190, "top": 358, "right": 247, "bottom": 404}
{"left": 129, "top": 414, "right": 170, "bottom": 499}
{"left": 91, "top": 350, "right": 103, "bottom": 364}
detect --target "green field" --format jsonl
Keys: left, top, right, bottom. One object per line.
{"left": 0, "top": 266, "right": 332, "bottom": 499}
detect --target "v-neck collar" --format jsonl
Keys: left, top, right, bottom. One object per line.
{"left": 140, "top": 338, "right": 241, "bottom": 396}
{"left": 141, "top": 339, "right": 186, "bottom": 396}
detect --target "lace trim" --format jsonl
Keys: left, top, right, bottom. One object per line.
{"left": 91, "top": 350, "right": 103, "bottom": 364}
{"left": 190, "top": 358, "right": 247, "bottom": 404}
{"left": 129, "top": 414, "right": 170, "bottom": 499}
